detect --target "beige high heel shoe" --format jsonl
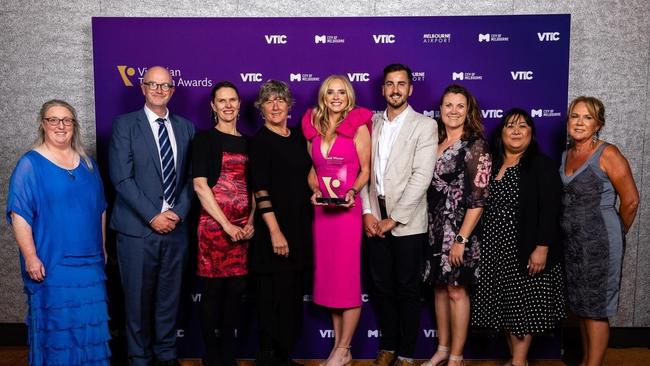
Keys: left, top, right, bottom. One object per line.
{"left": 448, "top": 354, "right": 465, "bottom": 366}
{"left": 421, "top": 345, "right": 450, "bottom": 366}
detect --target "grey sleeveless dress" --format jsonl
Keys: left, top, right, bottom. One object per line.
{"left": 560, "top": 143, "right": 624, "bottom": 318}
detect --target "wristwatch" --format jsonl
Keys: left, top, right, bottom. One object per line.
{"left": 455, "top": 234, "right": 469, "bottom": 244}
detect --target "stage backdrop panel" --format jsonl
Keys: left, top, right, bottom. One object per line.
{"left": 92, "top": 15, "right": 570, "bottom": 359}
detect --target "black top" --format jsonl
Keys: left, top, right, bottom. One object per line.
{"left": 192, "top": 128, "right": 248, "bottom": 187}
{"left": 248, "top": 126, "right": 313, "bottom": 274}
{"left": 514, "top": 153, "right": 562, "bottom": 271}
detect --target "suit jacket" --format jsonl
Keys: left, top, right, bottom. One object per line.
{"left": 361, "top": 105, "right": 437, "bottom": 236}
{"left": 109, "top": 108, "right": 196, "bottom": 237}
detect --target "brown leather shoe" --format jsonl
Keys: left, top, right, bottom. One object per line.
{"left": 371, "top": 350, "right": 396, "bottom": 366}
{"left": 392, "top": 358, "right": 414, "bottom": 366}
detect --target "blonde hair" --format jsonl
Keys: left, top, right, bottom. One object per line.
{"left": 35, "top": 99, "right": 93, "bottom": 170}
{"left": 312, "top": 75, "right": 356, "bottom": 136}
{"left": 568, "top": 96, "right": 605, "bottom": 128}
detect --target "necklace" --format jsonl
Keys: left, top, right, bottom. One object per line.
{"left": 43, "top": 143, "right": 78, "bottom": 180}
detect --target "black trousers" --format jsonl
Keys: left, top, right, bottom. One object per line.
{"left": 366, "top": 230, "right": 425, "bottom": 358}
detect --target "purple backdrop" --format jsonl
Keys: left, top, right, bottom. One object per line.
{"left": 92, "top": 15, "right": 570, "bottom": 360}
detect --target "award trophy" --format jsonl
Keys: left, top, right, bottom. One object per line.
{"left": 316, "top": 157, "right": 349, "bottom": 206}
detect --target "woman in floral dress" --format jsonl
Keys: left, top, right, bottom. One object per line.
{"left": 422, "top": 84, "right": 491, "bottom": 366}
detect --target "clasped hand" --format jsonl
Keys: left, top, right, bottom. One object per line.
{"left": 150, "top": 210, "right": 180, "bottom": 234}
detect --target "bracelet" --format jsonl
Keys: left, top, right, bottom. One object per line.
{"left": 347, "top": 188, "right": 358, "bottom": 196}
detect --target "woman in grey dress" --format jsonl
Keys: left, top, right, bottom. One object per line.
{"left": 560, "top": 96, "right": 639, "bottom": 366}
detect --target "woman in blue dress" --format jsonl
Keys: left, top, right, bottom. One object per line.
{"left": 6, "top": 100, "right": 111, "bottom": 365}
{"left": 561, "top": 96, "right": 639, "bottom": 366}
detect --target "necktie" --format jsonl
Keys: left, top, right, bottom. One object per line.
{"left": 156, "top": 118, "right": 177, "bottom": 206}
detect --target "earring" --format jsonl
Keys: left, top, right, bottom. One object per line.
{"left": 591, "top": 133, "right": 597, "bottom": 145}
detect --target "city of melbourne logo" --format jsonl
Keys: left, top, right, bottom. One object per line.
{"left": 422, "top": 33, "right": 451, "bottom": 44}
{"left": 531, "top": 108, "right": 561, "bottom": 118}
{"left": 423, "top": 110, "right": 440, "bottom": 119}
{"left": 289, "top": 73, "right": 320, "bottom": 82}
{"left": 478, "top": 33, "right": 509, "bottom": 42}
{"left": 117, "top": 65, "right": 212, "bottom": 87}
{"left": 314, "top": 34, "right": 345, "bottom": 44}
{"left": 451, "top": 71, "right": 483, "bottom": 81}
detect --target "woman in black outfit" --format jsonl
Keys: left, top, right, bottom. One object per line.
{"left": 249, "top": 80, "right": 313, "bottom": 366}
{"left": 471, "top": 109, "right": 565, "bottom": 366}
{"left": 192, "top": 81, "right": 254, "bottom": 366}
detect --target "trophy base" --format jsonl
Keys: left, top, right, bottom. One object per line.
{"left": 316, "top": 197, "right": 348, "bottom": 206}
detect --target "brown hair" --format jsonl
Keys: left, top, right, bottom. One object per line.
{"left": 438, "top": 84, "right": 484, "bottom": 142}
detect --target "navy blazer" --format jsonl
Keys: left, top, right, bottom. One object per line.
{"left": 109, "top": 108, "right": 196, "bottom": 237}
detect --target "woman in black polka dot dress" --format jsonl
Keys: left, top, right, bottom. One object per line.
{"left": 472, "top": 109, "right": 565, "bottom": 366}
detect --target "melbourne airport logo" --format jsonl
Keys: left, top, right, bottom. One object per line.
{"left": 538, "top": 32, "right": 560, "bottom": 41}
{"left": 423, "top": 110, "right": 440, "bottom": 119}
{"left": 347, "top": 72, "right": 370, "bottom": 82}
{"left": 240, "top": 72, "right": 263, "bottom": 82}
{"left": 478, "top": 33, "right": 509, "bottom": 42}
{"left": 314, "top": 34, "right": 345, "bottom": 44}
{"left": 452, "top": 71, "right": 483, "bottom": 81}
{"left": 373, "top": 34, "right": 396, "bottom": 44}
{"left": 531, "top": 108, "right": 561, "bottom": 118}
{"left": 422, "top": 33, "right": 451, "bottom": 44}
{"left": 511, "top": 71, "right": 534, "bottom": 80}
{"left": 117, "top": 65, "right": 212, "bottom": 87}
{"left": 265, "top": 34, "right": 287, "bottom": 44}
{"left": 289, "top": 72, "right": 320, "bottom": 82}
{"left": 412, "top": 71, "right": 426, "bottom": 82}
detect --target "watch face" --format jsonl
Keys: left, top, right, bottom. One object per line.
{"left": 455, "top": 235, "right": 467, "bottom": 244}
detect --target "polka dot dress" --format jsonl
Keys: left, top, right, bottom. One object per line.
{"left": 472, "top": 165, "right": 565, "bottom": 336}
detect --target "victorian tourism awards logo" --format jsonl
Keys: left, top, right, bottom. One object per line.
{"left": 117, "top": 65, "right": 212, "bottom": 87}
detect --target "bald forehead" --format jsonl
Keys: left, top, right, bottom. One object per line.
{"left": 143, "top": 66, "right": 172, "bottom": 83}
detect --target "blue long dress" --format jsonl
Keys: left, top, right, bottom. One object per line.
{"left": 6, "top": 150, "right": 111, "bottom": 366}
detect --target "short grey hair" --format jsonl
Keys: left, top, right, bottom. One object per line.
{"left": 254, "top": 80, "right": 294, "bottom": 110}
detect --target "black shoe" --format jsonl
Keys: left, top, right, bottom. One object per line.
{"left": 255, "top": 349, "right": 275, "bottom": 366}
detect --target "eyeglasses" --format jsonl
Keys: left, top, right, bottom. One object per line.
{"left": 142, "top": 81, "right": 174, "bottom": 91}
{"left": 43, "top": 117, "right": 75, "bottom": 126}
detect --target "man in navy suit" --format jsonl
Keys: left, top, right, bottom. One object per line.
{"left": 109, "top": 66, "right": 196, "bottom": 366}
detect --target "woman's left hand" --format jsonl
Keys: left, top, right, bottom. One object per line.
{"left": 449, "top": 242, "right": 465, "bottom": 267}
{"left": 340, "top": 189, "right": 356, "bottom": 208}
{"left": 242, "top": 223, "right": 255, "bottom": 240}
{"left": 528, "top": 245, "right": 548, "bottom": 275}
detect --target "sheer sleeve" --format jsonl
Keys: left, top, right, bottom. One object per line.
{"left": 250, "top": 134, "right": 274, "bottom": 214}
{"left": 6, "top": 155, "right": 38, "bottom": 226}
{"left": 465, "top": 138, "right": 492, "bottom": 208}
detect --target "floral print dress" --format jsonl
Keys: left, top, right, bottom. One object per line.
{"left": 423, "top": 137, "right": 491, "bottom": 286}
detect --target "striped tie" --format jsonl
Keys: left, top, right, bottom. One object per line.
{"left": 156, "top": 118, "right": 177, "bottom": 206}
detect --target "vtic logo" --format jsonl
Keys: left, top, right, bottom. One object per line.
{"left": 117, "top": 65, "right": 136, "bottom": 86}
{"left": 481, "top": 109, "right": 504, "bottom": 119}
{"left": 190, "top": 293, "right": 202, "bottom": 302}
{"left": 347, "top": 73, "right": 370, "bottom": 82}
{"left": 176, "top": 329, "right": 185, "bottom": 338}
{"left": 537, "top": 32, "right": 560, "bottom": 41}
{"left": 478, "top": 33, "right": 490, "bottom": 42}
{"left": 373, "top": 34, "right": 396, "bottom": 44}
{"left": 511, "top": 71, "right": 534, "bottom": 80}
{"left": 319, "top": 329, "right": 335, "bottom": 338}
{"left": 423, "top": 329, "right": 438, "bottom": 338}
{"left": 265, "top": 34, "right": 287, "bottom": 44}
{"left": 241, "top": 73, "right": 263, "bottom": 82}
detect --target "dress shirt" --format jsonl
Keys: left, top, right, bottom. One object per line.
{"left": 144, "top": 105, "right": 178, "bottom": 211}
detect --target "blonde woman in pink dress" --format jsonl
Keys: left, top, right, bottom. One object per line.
{"left": 301, "top": 75, "right": 372, "bottom": 366}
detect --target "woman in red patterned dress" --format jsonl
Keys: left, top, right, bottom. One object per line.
{"left": 192, "top": 81, "right": 254, "bottom": 366}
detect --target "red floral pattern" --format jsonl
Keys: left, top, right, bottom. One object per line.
{"left": 197, "top": 152, "right": 250, "bottom": 278}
